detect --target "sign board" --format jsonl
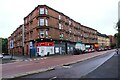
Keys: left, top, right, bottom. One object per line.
{"left": 29, "top": 42, "right": 33, "bottom": 49}
{"left": 55, "top": 47, "right": 59, "bottom": 53}
{"left": 10, "top": 40, "right": 13, "bottom": 49}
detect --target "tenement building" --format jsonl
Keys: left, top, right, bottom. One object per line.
{"left": 108, "top": 35, "right": 116, "bottom": 48}
{"left": 97, "top": 32, "right": 110, "bottom": 50}
{"left": 23, "top": 5, "right": 98, "bottom": 56}
{"left": 8, "top": 24, "right": 24, "bottom": 55}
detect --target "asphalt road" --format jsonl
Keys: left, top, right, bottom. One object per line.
{"left": 82, "top": 52, "right": 119, "bottom": 78}
{"left": 18, "top": 51, "right": 116, "bottom": 79}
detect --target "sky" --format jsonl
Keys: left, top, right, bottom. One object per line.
{"left": 0, "top": 0, "right": 119, "bottom": 38}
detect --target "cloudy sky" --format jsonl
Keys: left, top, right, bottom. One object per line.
{"left": 0, "top": 0, "right": 119, "bottom": 38}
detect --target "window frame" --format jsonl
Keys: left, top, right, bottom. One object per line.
{"left": 40, "top": 19, "right": 44, "bottom": 26}
{"left": 45, "top": 8, "right": 48, "bottom": 15}
{"left": 46, "top": 19, "right": 48, "bottom": 26}
{"left": 59, "top": 23, "right": 62, "bottom": 29}
{"left": 46, "top": 29, "right": 48, "bottom": 38}
{"left": 59, "top": 15, "right": 61, "bottom": 20}
{"left": 40, "top": 30, "right": 44, "bottom": 38}
{"left": 40, "top": 8, "right": 45, "bottom": 14}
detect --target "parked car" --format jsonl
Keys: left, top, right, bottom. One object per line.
{"left": 2, "top": 53, "right": 9, "bottom": 56}
{"left": 75, "top": 43, "right": 85, "bottom": 54}
{"left": 73, "top": 49, "right": 82, "bottom": 55}
{"left": 91, "top": 48, "right": 95, "bottom": 52}
{"left": 0, "top": 53, "right": 3, "bottom": 58}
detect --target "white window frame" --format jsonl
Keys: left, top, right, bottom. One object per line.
{"left": 40, "top": 19, "right": 44, "bottom": 26}
{"left": 61, "top": 33, "right": 64, "bottom": 38}
{"left": 40, "top": 30, "right": 44, "bottom": 38}
{"left": 46, "top": 19, "right": 48, "bottom": 26}
{"left": 59, "top": 15, "right": 61, "bottom": 20}
{"left": 59, "top": 23, "right": 62, "bottom": 29}
{"left": 60, "top": 33, "right": 64, "bottom": 39}
{"left": 46, "top": 8, "right": 48, "bottom": 15}
{"left": 69, "top": 28, "right": 72, "bottom": 33}
{"left": 69, "top": 20, "right": 71, "bottom": 25}
{"left": 46, "top": 29, "right": 48, "bottom": 38}
{"left": 40, "top": 8, "right": 44, "bottom": 14}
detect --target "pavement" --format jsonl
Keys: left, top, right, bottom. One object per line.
{"left": 1, "top": 49, "right": 115, "bottom": 79}
{"left": 2, "top": 54, "right": 50, "bottom": 64}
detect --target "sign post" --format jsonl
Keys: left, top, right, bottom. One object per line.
{"left": 10, "top": 40, "right": 13, "bottom": 59}
{"left": 29, "top": 42, "right": 33, "bottom": 58}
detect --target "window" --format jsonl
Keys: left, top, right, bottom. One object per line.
{"left": 46, "top": 19, "right": 48, "bottom": 26}
{"left": 61, "top": 25, "right": 63, "bottom": 29}
{"left": 25, "top": 19, "right": 27, "bottom": 24}
{"left": 61, "top": 33, "right": 64, "bottom": 38}
{"left": 40, "top": 30, "right": 44, "bottom": 38}
{"left": 60, "top": 33, "right": 64, "bottom": 39}
{"left": 40, "top": 8, "right": 44, "bottom": 14}
{"left": 46, "top": 9, "right": 48, "bottom": 15}
{"left": 59, "top": 15, "right": 61, "bottom": 20}
{"left": 69, "top": 20, "right": 71, "bottom": 25}
{"left": 46, "top": 29, "right": 48, "bottom": 38}
{"left": 69, "top": 28, "right": 72, "bottom": 33}
{"left": 40, "top": 19, "right": 44, "bottom": 26}
{"left": 59, "top": 23, "right": 62, "bottom": 29}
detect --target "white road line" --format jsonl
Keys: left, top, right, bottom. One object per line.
{"left": 49, "top": 76, "right": 57, "bottom": 80}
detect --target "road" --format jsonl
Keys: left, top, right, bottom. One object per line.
{"left": 82, "top": 53, "right": 119, "bottom": 78}
{"left": 2, "top": 50, "right": 114, "bottom": 78}
{"left": 18, "top": 51, "right": 116, "bottom": 79}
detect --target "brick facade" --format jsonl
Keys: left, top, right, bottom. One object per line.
{"left": 8, "top": 5, "right": 110, "bottom": 56}
{"left": 8, "top": 25, "right": 24, "bottom": 55}
{"left": 23, "top": 5, "right": 98, "bottom": 55}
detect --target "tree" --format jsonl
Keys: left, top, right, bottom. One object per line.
{"left": 2, "top": 38, "right": 8, "bottom": 53}
{"left": 116, "top": 20, "right": 120, "bottom": 48}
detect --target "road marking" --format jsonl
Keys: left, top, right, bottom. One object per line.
{"left": 49, "top": 76, "right": 57, "bottom": 80}
{"left": 62, "top": 65, "right": 72, "bottom": 69}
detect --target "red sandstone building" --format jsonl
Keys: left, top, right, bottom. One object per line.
{"left": 108, "top": 35, "right": 116, "bottom": 48}
{"left": 8, "top": 24, "right": 24, "bottom": 55}
{"left": 23, "top": 5, "right": 98, "bottom": 56}
{"left": 8, "top": 5, "right": 100, "bottom": 56}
